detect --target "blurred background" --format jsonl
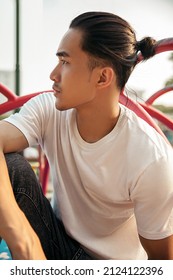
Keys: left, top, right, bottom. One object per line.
{"left": 0, "top": 0, "right": 173, "bottom": 260}
{"left": 0, "top": 0, "right": 173, "bottom": 102}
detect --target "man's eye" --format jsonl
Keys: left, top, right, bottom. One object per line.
{"left": 60, "top": 59, "right": 68, "bottom": 65}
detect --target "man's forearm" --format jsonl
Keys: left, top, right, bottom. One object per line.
{"left": 0, "top": 151, "right": 28, "bottom": 252}
{"left": 0, "top": 151, "right": 46, "bottom": 259}
{"left": 0, "top": 151, "right": 20, "bottom": 238}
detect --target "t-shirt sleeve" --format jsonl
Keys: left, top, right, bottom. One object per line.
{"left": 4, "top": 92, "right": 53, "bottom": 147}
{"left": 130, "top": 152, "right": 173, "bottom": 240}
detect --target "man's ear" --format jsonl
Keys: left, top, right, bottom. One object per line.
{"left": 97, "top": 67, "right": 115, "bottom": 89}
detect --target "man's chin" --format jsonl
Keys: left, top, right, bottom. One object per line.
{"left": 55, "top": 102, "right": 71, "bottom": 111}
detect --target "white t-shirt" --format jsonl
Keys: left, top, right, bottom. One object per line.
{"left": 5, "top": 92, "right": 173, "bottom": 259}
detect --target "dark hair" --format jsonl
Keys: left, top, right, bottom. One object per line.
{"left": 70, "top": 11, "right": 156, "bottom": 89}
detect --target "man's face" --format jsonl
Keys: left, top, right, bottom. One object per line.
{"left": 50, "top": 28, "right": 99, "bottom": 111}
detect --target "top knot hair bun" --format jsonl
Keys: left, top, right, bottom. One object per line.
{"left": 136, "top": 37, "right": 157, "bottom": 60}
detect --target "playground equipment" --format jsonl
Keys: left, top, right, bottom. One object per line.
{"left": 120, "top": 37, "right": 173, "bottom": 140}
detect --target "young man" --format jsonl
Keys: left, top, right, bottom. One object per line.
{"left": 0, "top": 11, "right": 173, "bottom": 260}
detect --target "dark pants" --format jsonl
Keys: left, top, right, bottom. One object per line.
{"left": 2, "top": 153, "right": 93, "bottom": 260}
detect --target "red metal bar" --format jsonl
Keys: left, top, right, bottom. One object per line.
{"left": 119, "top": 93, "right": 168, "bottom": 142}
{"left": 0, "top": 83, "right": 52, "bottom": 114}
{"left": 0, "top": 83, "right": 18, "bottom": 101}
{"left": 146, "top": 86, "right": 173, "bottom": 105}
{"left": 140, "top": 103, "right": 173, "bottom": 131}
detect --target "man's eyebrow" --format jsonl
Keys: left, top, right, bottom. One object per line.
{"left": 56, "top": 51, "right": 70, "bottom": 57}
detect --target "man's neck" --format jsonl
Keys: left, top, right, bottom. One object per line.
{"left": 75, "top": 102, "right": 120, "bottom": 143}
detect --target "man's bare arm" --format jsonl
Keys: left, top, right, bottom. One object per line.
{"left": 139, "top": 234, "right": 173, "bottom": 260}
{"left": 0, "top": 121, "right": 46, "bottom": 259}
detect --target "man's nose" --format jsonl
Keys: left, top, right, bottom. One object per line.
{"left": 50, "top": 65, "right": 60, "bottom": 82}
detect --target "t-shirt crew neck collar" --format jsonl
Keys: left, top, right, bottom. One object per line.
{"left": 72, "top": 105, "right": 125, "bottom": 149}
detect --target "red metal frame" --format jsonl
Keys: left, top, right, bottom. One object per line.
{"left": 0, "top": 83, "right": 51, "bottom": 114}
{"left": 119, "top": 93, "right": 168, "bottom": 142}
{"left": 145, "top": 86, "right": 173, "bottom": 106}
{"left": 144, "top": 86, "right": 173, "bottom": 131}
{"left": 120, "top": 37, "right": 173, "bottom": 140}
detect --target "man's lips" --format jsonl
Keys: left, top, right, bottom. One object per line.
{"left": 52, "top": 86, "right": 61, "bottom": 94}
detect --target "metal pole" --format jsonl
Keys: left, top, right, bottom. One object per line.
{"left": 15, "top": 0, "right": 20, "bottom": 96}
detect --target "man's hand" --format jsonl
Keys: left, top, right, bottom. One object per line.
{"left": 2, "top": 210, "right": 46, "bottom": 260}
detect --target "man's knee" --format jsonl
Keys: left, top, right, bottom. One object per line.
{"left": 4, "top": 152, "right": 35, "bottom": 186}
{"left": 5, "top": 152, "right": 29, "bottom": 171}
